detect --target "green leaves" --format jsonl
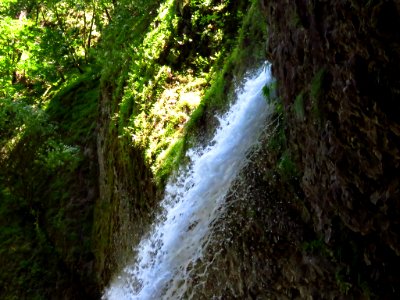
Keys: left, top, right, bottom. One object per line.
{"left": 0, "top": 0, "right": 111, "bottom": 103}
{"left": 0, "top": 17, "right": 27, "bottom": 91}
{"left": 38, "top": 139, "right": 81, "bottom": 172}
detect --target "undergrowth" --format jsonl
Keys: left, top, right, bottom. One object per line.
{"left": 0, "top": 72, "right": 99, "bottom": 299}
{"left": 153, "top": 0, "right": 269, "bottom": 185}
{"left": 94, "top": 0, "right": 269, "bottom": 186}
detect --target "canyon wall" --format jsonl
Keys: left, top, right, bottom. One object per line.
{"left": 263, "top": 0, "right": 400, "bottom": 297}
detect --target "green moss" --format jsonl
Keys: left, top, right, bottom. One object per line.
{"left": 310, "top": 69, "right": 326, "bottom": 100}
{"left": 185, "top": 102, "right": 206, "bottom": 134}
{"left": 46, "top": 73, "right": 99, "bottom": 144}
{"left": 151, "top": 0, "right": 268, "bottom": 185}
{"left": 278, "top": 150, "right": 299, "bottom": 180}
{"left": 335, "top": 269, "right": 352, "bottom": 295}
{"left": 0, "top": 67, "right": 100, "bottom": 298}
{"left": 96, "top": 0, "right": 267, "bottom": 186}
{"left": 303, "top": 238, "right": 327, "bottom": 254}
{"left": 310, "top": 68, "right": 326, "bottom": 120}
{"left": 267, "top": 125, "right": 286, "bottom": 153}
{"left": 155, "top": 138, "right": 186, "bottom": 185}
{"left": 263, "top": 81, "right": 276, "bottom": 103}
{"left": 263, "top": 80, "right": 284, "bottom": 116}
{"left": 293, "top": 92, "right": 305, "bottom": 120}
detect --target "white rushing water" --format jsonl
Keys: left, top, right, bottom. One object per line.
{"left": 103, "top": 64, "right": 272, "bottom": 300}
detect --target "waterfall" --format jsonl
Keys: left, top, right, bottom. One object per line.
{"left": 103, "top": 64, "right": 272, "bottom": 300}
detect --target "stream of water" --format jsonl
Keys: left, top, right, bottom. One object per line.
{"left": 103, "top": 64, "right": 272, "bottom": 299}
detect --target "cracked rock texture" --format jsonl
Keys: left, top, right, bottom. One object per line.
{"left": 264, "top": 0, "right": 400, "bottom": 297}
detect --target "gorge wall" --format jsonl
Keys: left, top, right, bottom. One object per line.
{"left": 2, "top": 0, "right": 400, "bottom": 298}
{"left": 92, "top": 0, "right": 400, "bottom": 297}
{"left": 260, "top": 0, "right": 400, "bottom": 297}
{"left": 91, "top": 0, "right": 267, "bottom": 292}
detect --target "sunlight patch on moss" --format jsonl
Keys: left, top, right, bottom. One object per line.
{"left": 142, "top": 0, "right": 176, "bottom": 61}
{"left": 109, "top": 0, "right": 263, "bottom": 185}
{"left": 126, "top": 71, "right": 205, "bottom": 174}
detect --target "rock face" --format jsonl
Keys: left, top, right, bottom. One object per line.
{"left": 92, "top": 0, "right": 400, "bottom": 297}
{"left": 94, "top": 82, "right": 157, "bottom": 288}
{"left": 265, "top": 0, "right": 400, "bottom": 297}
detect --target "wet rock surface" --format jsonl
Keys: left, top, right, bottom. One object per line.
{"left": 176, "top": 128, "right": 339, "bottom": 299}
{"left": 263, "top": 0, "right": 400, "bottom": 297}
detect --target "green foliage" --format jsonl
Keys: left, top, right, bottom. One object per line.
{"left": 0, "top": 0, "right": 108, "bottom": 105}
{"left": 358, "top": 277, "right": 372, "bottom": 298}
{"left": 98, "top": 0, "right": 159, "bottom": 85}
{"left": 46, "top": 72, "right": 99, "bottom": 143}
{"left": 94, "top": 0, "right": 262, "bottom": 185}
{"left": 263, "top": 79, "right": 302, "bottom": 186}
{"left": 0, "top": 68, "right": 99, "bottom": 298}
{"left": 263, "top": 80, "right": 284, "bottom": 116}
{"left": 155, "top": 139, "right": 186, "bottom": 185}
{"left": 0, "top": 183, "right": 70, "bottom": 299}
{"left": 0, "top": 0, "right": 106, "bottom": 297}
{"left": 292, "top": 15, "right": 301, "bottom": 27}
{"left": 187, "top": 0, "right": 269, "bottom": 129}
{"left": 39, "top": 140, "right": 81, "bottom": 172}
{"left": 0, "top": 99, "right": 49, "bottom": 166}
{"left": 0, "top": 0, "right": 271, "bottom": 294}
{"left": 262, "top": 82, "right": 274, "bottom": 101}
{"left": 151, "top": 0, "right": 268, "bottom": 184}
{"left": 230, "top": 17, "right": 268, "bottom": 77}
{"left": 0, "top": 16, "right": 35, "bottom": 98}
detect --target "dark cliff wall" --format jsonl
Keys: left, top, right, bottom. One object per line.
{"left": 0, "top": 77, "right": 101, "bottom": 299}
{"left": 93, "top": 81, "right": 157, "bottom": 288}
{"left": 264, "top": 0, "right": 400, "bottom": 297}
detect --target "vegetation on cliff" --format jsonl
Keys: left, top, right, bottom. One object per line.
{"left": 92, "top": 0, "right": 268, "bottom": 289}
{"left": 2, "top": 0, "right": 399, "bottom": 298}
{"left": 0, "top": 0, "right": 267, "bottom": 297}
{"left": 0, "top": 0, "right": 103, "bottom": 297}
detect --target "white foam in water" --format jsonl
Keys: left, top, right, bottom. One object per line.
{"left": 103, "top": 64, "right": 273, "bottom": 300}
